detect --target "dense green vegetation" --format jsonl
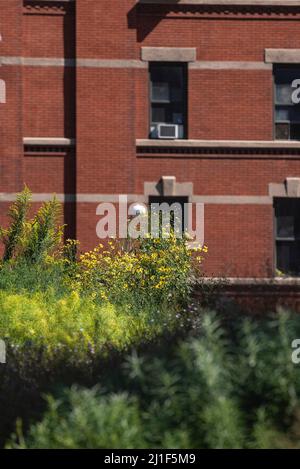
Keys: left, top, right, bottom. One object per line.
{"left": 7, "top": 311, "right": 300, "bottom": 449}
{"left": 1, "top": 189, "right": 300, "bottom": 449}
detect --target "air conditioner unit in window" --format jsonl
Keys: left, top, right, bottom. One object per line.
{"left": 157, "top": 123, "right": 179, "bottom": 140}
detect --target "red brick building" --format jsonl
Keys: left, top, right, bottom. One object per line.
{"left": 2, "top": 0, "right": 300, "bottom": 283}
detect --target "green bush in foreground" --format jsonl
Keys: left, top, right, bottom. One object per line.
{"left": 0, "top": 188, "right": 201, "bottom": 363}
{"left": 0, "top": 188, "right": 199, "bottom": 446}
{"left": 10, "top": 390, "right": 145, "bottom": 450}
{"left": 0, "top": 289, "right": 178, "bottom": 360}
{"left": 9, "top": 311, "right": 300, "bottom": 449}
{"left": 0, "top": 187, "right": 63, "bottom": 264}
{"left": 3, "top": 188, "right": 299, "bottom": 449}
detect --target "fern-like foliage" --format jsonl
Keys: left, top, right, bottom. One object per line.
{"left": 0, "top": 186, "right": 32, "bottom": 262}
{"left": 23, "top": 197, "right": 64, "bottom": 264}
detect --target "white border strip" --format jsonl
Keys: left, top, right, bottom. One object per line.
{"left": 76, "top": 59, "right": 147, "bottom": 69}
{"left": 24, "top": 137, "right": 75, "bottom": 146}
{"left": 192, "top": 195, "right": 272, "bottom": 204}
{"left": 0, "top": 57, "right": 271, "bottom": 71}
{"left": 0, "top": 193, "right": 272, "bottom": 204}
{"left": 0, "top": 57, "right": 147, "bottom": 69}
{"left": 190, "top": 61, "right": 272, "bottom": 70}
{"left": 137, "top": 139, "right": 300, "bottom": 149}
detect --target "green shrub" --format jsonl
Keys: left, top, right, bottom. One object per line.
{"left": 0, "top": 187, "right": 31, "bottom": 262}
{"left": 0, "top": 291, "right": 184, "bottom": 448}
{"left": 0, "top": 188, "right": 63, "bottom": 265}
{"left": 0, "top": 290, "right": 179, "bottom": 362}
{"left": 22, "top": 197, "right": 63, "bottom": 264}
{"left": 0, "top": 188, "right": 206, "bottom": 312}
{"left": 9, "top": 310, "right": 300, "bottom": 449}
{"left": 3, "top": 189, "right": 299, "bottom": 449}
{"left": 9, "top": 388, "right": 145, "bottom": 449}
{"left": 0, "top": 189, "right": 199, "bottom": 447}
{"left": 72, "top": 235, "right": 205, "bottom": 308}
{"left": 0, "top": 261, "right": 69, "bottom": 297}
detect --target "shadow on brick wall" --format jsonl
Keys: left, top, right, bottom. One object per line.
{"left": 127, "top": 2, "right": 181, "bottom": 42}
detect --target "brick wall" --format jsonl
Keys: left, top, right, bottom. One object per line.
{"left": 0, "top": 1, "right": 300, "bottom": 280}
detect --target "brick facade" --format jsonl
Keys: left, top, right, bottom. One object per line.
{"left": 1, "top": 0, "right": 300, "bottom": 279}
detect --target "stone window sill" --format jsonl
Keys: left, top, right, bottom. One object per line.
{"left": 136, "top": 139, "right": 300, "bottom": 150}
{"left": 23, "top": 137, "right": 75, "bottom": 146}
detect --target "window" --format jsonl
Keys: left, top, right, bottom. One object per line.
{"left": 149, "top": 196, "right": 189, "bottom": 235}
{"left": 149, "top": 63, "right": 187, "bottom": 139}
{"left": 274, "top": 65, "right": 300, "bottom": 140}
{"left": 275, "top": 198, "right": 300, "bottom": 275}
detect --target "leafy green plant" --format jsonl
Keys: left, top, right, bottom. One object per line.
{"left": 23, "top": 197, "right": 63, "bottom": 264}
{"left": 0, "top": 188, "right": 63, "bottom": 265}
{"left": 0, "top": 186, "right": 31, "bottom": 261}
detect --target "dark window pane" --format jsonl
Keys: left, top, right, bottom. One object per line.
{"left": 275, "top": 105, "right": 300, "bottom": 123}
{"left": 166, "top": 67, "right": 184, "bottom": 88}
{"left": 276, "top": 241, "right": 300, "bottom": 275}
{"left": 150, "top": 63, "right": 187, "bottom": 139}
{"left": 151, "top": 82, "right": 170, "bottom": 103}
{"left": 291, "top": 106, "right": 300, "bottom": 122}
{"left": 172, "top": 112, "right": 183, "bottom": 125}
{"left": 275, "top": 107, "right": 291, "bottom": 122}
{"left": 275, "top": 123, "right": 290, "bottom": 140}
{"left": 151, "top": 105, "right": 167, "bottom": 123}
{"left": 276, "top": 215, "right": 294, "bottom": 238}
{"left": 274, "top": 66, "right": 300, "bottom": 86}
{"left": 276, "top": 84, "right": 293, "bottom": 105}
{"left": 171, "top": 87, "right": 183, "bottom": 102}
{"left": 276, "top": 83, "right": 294, "bottom": 104}
{"left": 290, "top": 123, "right": 300, "bottom": 140}
{"left": 275, "top": 198, "right": 300, "bottom": 223}
{"left": 275, "top": 198, "right": 300, "bottom": 275}
{"left": 150, "top": 65, "right": 182, "bottom": 83}
{"left": 295, "top": 216, "right": 300, "bottom": 239}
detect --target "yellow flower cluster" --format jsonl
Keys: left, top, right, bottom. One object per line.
{"left": 72, "top": 235, "right": 207, "bottom": 303}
